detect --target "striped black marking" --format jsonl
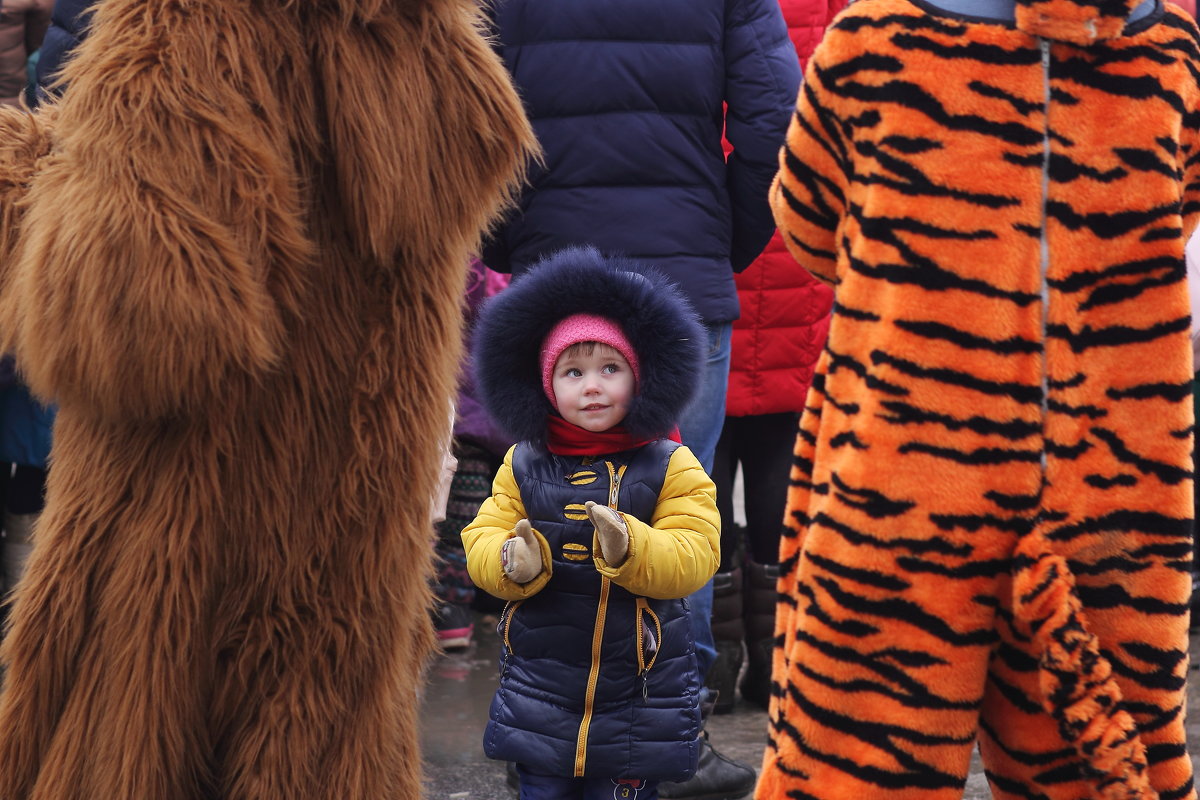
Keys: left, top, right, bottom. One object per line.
{"left": 1048, "top": 373, "right": 1087, "bottom": 389}
{"left": 1046, "top": 317, "right": 1190, "bottom": 352}
{"left": 1065, "top": 554, "right": 1152, "bottom": 575}
{"left": 806, "top": 551, "right": 911, "bottom": 590}
{"left": 1106, "top": 381, "right": 1191, "bottom": 401}
{"left": 1077, "top": 266, "right": 1184, "bottom": 311}
{"left": 815, "top": 576, "right": 997, "bottom": 645}
{"left": 1051, "top": 255, "right": 1180, "bottom": 292}
{"left": 968, "top": 80, "right": 1040, "bottom": 114}
{"left": 1045, "top": 509, "right": 1192, "bottom": 542}
{"left": 846, "top": 252, "right": 1041, "bottom": 305}
{"left": 1046, "top": 152, "right": 1127, "bottom": 183}
{"left": 829, "top": 430, "right": 869, "bottom": 449}
{"left": 831, "top": 471, "right": 916, "bottom": 518}
{"left": 853, "top": 205, "right": 999, "bottom": 240}
{"left": 813, "top": 512, "right": 973, "bottom": 556}
{"left": 1055, "top": 55, "right": 1186, "bottom": 113}
{"left": 898, "top": 441, "right": 1042, "bottom": 464}
{"left": 1091, "top": 427, "right": 1192, "bottom": 484}
{"left": 984, "top": 490, "right": 1043, "bottom": 511}
{"left": 1074, "top": 583, "right": 1188, "bottom": 615}
{"left": 895, "top": 556, "right": 1011, "bottom": 579}
{"left": 827, "top": 346, "right": 910, "bottom": 395}
{"left": 878, "top": 400, "right": 1041, "bottom": 439}
{"left": 893, "top": 319, "right": 1040, "bottom": 353}
{"left": 1046, "top": 199, "right": 1180, "bottom": 239}
{"left": 1084, "top": 473, "right": 1138, "bottom": 488}
{"left": 833, "top": 301, "right": 881, "bottom": 321}
{"left": 795, "top": 581, "right": 880, "bottom": 636}
{"left": 929, "top": 513, "right": 1035, "bottom": 535}
{"left": 871, "top": 350, "right": 1043, "bottom": 403}
{"left": 1115, "top": 147, "right": 1182, "bottom": 179}
{"left": 775, "top": 683, "right": 973, "bottom": 789}
{"left": 1046, "top": 398, "right": 1107, "bottom": 418}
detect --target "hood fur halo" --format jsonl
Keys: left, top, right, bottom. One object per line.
{"left": 473, "top": 247, "right": 705, "bottom": 446}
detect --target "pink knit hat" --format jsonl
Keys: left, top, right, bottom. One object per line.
{"left": 540, "top": 314, "right": 640, "bottom": 407}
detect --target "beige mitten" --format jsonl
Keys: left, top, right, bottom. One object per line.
{"left": 501, "top": 519, "right": 543, "bottom": 584}
{"left": 586, "top": 500, "right": 629, "bottom": 567}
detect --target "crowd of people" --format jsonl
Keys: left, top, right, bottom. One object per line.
{"left": 435, "top": 0, "right": 1200, "bottom": 798}
{"left": 0, "top": 0, "right": 1196, "bottom": 797}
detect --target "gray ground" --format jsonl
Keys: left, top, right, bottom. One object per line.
{"left": 422, "top": 471, "right": 1200, "bottom": 799}
{"left": 419, "top": 620, "right": 1200, "bottom": 800}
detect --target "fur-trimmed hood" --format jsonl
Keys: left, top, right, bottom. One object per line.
{"left": 473, "top": 247, "right": 705, "bottom": 446}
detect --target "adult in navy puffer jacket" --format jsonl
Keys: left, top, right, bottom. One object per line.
{"left": 482, "top": 0, "right": 800, "bottom": 327}
{"left": 31, "top": 0, "right": 90, "bottom": 99}
{"left": 481, "top": 7, "right": 802, "bottom": 757}
{"left": 708, "top": 0, "right": 844, "bottom": 717}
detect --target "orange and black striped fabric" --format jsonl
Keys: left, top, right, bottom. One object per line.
{"left": 763, "top": 0, "right": 1200, "bottom": 797}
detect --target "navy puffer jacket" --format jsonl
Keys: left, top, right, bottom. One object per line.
{"left": 484, "top": 439, "right": 702, "bottom": 781}
{"left": 482, "top": 0, "right": 801, "bottom": 323}
{"left": 32, "top": 0, "right": 93, "bottom": 103}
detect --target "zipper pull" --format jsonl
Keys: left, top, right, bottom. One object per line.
{"left": 641, "top": 673, "right": 649, "bottom": 701}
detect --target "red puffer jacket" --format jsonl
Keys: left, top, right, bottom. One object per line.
{"left": 726, "top": 0, "right": 844, "bottom": 417}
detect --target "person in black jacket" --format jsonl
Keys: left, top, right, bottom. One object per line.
{"left": 483, "top": 1, "right": 801, "bottom": 797}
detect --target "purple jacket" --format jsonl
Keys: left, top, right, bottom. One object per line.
{"left": 455, "top": 262, "right": 513, "bottom": 456}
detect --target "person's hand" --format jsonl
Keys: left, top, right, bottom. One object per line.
{"left": 586, "top": 501, "right": 628, "bottom": 567}
{"left": 501, "top": 519, "right": 542, "bottom": 584}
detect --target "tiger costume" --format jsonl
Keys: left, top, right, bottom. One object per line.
{"left": 763, "top": 0, "right": 1200, "bottom": 797}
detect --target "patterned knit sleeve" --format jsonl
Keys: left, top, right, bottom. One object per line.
{"left": 769, "top": 39, "right": 849, "bottom": 288}
{"left": 461, "top": 447, "right": 554, "bottom": 601}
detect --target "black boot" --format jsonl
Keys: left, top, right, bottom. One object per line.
{"left": 506, "top": 761, "right": 519, "bottom": 795}
{"left": 657, "top": 692, "right": 756, "bottom": 800}
{"left": 704, "top": 568, "right": 744, "bottom": 714}
{"left": 740, "top": 560, "right": 778, "bottom": 711}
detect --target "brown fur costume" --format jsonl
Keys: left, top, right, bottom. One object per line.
{"left": 0, "top": 0, "right": 535, "bottom": 797}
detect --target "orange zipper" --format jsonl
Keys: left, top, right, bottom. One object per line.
{"left": 574, "top": 577, "right": 611, "bottom": 775}
{"left": 572, "top": 460, "right": 627, "bottom": 775}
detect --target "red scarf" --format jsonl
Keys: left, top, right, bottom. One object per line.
{"left": 546, "top": 414, "right": 681, "bottom": 456}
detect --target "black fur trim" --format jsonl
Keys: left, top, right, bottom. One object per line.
{"left": 473, "top": 247, "right": 705, "bottom": 445}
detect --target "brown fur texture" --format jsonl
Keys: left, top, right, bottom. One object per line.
{"left": 0, "top": 0, "right": 536, "bottom": 797}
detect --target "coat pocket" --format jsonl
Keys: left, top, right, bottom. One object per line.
{"left": 635, "top": 598, "right": 662, "bottom": 700}
{"left": 498, "top": 600, "right": 523, "bottom": 677}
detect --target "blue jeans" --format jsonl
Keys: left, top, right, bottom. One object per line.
{"left": 675, "top": 322, "right": 732, "bottom": 680}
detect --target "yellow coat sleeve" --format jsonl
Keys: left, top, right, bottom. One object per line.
{"left": 594, "top": 446, "right": 721, "bottom": 600}
{"left": 461, "top": 446, "right": 554, "bottom": 602}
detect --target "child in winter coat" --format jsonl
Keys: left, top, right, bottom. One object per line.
{"left": 463, "top": 247, "right": 721, "bottom": 799}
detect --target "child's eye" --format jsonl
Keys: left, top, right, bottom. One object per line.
{"left": 565, "top": 368, "right": 582, "bottom": 378}
{"left": 601, "top": 364, "right": 621, "bottom": 375}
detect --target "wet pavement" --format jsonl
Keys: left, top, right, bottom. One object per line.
{"left": 420, "top": 619, "right": 1200, "bottom": 800}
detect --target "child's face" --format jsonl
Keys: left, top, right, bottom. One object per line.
{"left": 552, "top": 343, "right": 635, "bottom": 432}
